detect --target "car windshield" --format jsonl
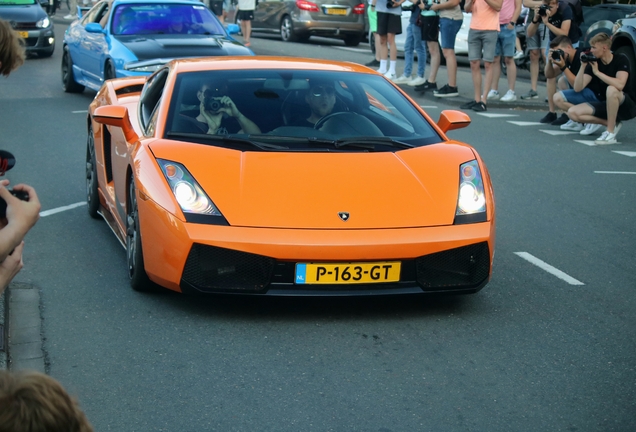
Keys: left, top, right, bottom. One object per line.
{"left": 165, "top": 70, "right": 442, "bottom": 152}
{"left": 111, "top": 3, "right": 224, "bottom": 36}
{"left": 0, "top": 0, "right": 36, "bottom": 5}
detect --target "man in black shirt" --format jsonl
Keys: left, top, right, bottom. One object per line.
{"left": 548, "top": 35, "right": 586, "bottom": 130}
{"left": 568, "top": 33, "right": 636, "bottom": 145}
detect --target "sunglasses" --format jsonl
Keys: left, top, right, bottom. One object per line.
{"left": 310, "top": 86, "right": 335, "bottom": 97}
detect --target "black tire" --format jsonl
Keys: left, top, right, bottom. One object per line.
{"left": 126, "top": 178, "right": 157, "bottom": 292}
{"left": 615, "top": 45, "right": 636, "bottom": 101}
{"left": 280, "top": 15, "right": 298, "bottom": 42}
{"left": 344, "top": 34, "right": 362, "bottom": 47}
{"left": 86, "top": 126, "right": 100, "bottom": 219}
{"left": 61, "top": 48, "right": 84, "bottom": 93}
{"left": 104, "top": 60, "right": 117, "bottom": 81}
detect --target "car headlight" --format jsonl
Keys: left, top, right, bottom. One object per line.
{"left": 454, "top": 160, "right": 487, "bottom": 224}
{"left": 36, "top": 17, "right": 50, "bottom": 28}
{"left": 157, "top": 159, "right": 228, "bottom": 224}
{"left": 125, "top": 64, "right": 164, "bottom": 73}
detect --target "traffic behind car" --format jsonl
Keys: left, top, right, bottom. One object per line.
{"left": 0, "top": 0, "right": 54, "bottom": 57}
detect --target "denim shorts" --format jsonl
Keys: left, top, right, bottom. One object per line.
{"left": 495, "top": 25, "right": 516, "bottom": 57}
{"left": 559, "top": 88, "right": 599, "bottom": 105}
{"left": 440, "top": 17, "right": 463, "bottom": 49}
{"left": 468, "top": 29, "right": 498, "bottom": 62}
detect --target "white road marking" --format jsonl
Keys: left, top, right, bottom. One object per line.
{"left": 540, "top": 130, "right": 578, "bottom": 136}
{"left": 474, "top": 113, "right": 519, "bottom": 118}
{"left": 514, "top": 252, "right": 584, "bottom": 285}
{"left": 507, "top": 121, "right": 543, "bottom": 126}
{"left": 420, "top": 105, "right": 438, "bottom": 109}
{"left": 574, "top": 140, "right": 597, "bottom": 146}
{"left": 612, "top": 151, "right": 636, "bottom": 157}
{"left": 335, "top": 47, "right": 371, "bottom": 53}
{"left": 40, "top": 201, "right": 87, "bottom": 217}
{"left": 72, "top": 110, "right": 88, "bottom": 114}
{"left": 594, "top": 171, "right": 636, "bottom": 175}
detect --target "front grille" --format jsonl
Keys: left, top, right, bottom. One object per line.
{"left": 416, "top": 242, "right": 490, "bottom": 290}
{"left": 182, "top": 244, "right": 275, "bottom": 293}
{"left": 14, "top": 22, "right": 38, "bottom": 30}
{"left": 23, "top": 37, "right": 39, "bottom": 47}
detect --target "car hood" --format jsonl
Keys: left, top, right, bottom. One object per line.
{"left": 0, "top": 4, "right": 47, "bottom": 22}
{"left": 114, "top": 35, "right": 252, "bottom": 61}
{"left": 149, "top": 141, "right": 477, "bottom": 229}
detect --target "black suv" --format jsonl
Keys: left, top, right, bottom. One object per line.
{"left": 612, "top": 13, "right": 636, "bottom": 100}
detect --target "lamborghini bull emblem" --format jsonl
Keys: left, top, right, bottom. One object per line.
{"left": 338, "top": 212, "right": 350, "bottom": 222}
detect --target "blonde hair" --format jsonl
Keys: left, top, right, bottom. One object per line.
{"left": 0, "top": 19, "right": 26, "bottom": 76}
{"left": 589, "top": 32, "right": 611, "bottom": 47}
{"left": 0, "top": 370, "right": 94, "bottom": 432}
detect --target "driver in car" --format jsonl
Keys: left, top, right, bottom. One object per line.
{"left": 301, "top": 80, "right": 337, "bottom": 127}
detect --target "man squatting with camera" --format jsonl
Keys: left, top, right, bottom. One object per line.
{"left": 557, "top": 33, "right": 636, "bottom": 145}
{"left": 0, "top": 19, "right": 42, "bottom": 294}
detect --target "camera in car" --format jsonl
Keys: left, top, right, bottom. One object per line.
{"left": 538, "top": 4, "right": 549, "bottom": 16}
{"left": 551, "top": 49, "right": 564, "bottom": 61}
{"left": 580, "top": 53, "right": 598, "bottom": 63}
{"left": 202, "top": 89, "right": 225, "bottom": 112}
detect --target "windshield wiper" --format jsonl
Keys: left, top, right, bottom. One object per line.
{"left": 305, "top": 136, "right": 414, "bottom": 151}
{"left": 166, "top": 132, "right": 288, "bottom": 150}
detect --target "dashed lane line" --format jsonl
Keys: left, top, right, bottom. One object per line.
{"left": 574, "top": 140, "right": 596, "bottom": 146}
{"left": 514, "top": 252, "right": 584, "bottom": 285}
{"left": 420, "top": 105, "right": 438, "bottom": 109}
{"left": 613, "top": 151, "right": 636, "bottom": 157}
{"left": 507, "top": 121, "right": 543, "bottom": 126}
{"left": 540, "top": 129, "right": 579, "bottom": 136}
{"left": 72, "top": 110, "right": 88, "bottom": 114}
{"left": 40, "top": 202, "right": 87, "bottom": 217}
{"left": 594, "top": 171, "right": 636, "bottom": 175}
{"left": 474, "top": 113, "right": 519, "bottom": 118}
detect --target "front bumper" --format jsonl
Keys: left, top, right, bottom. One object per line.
{"left": 19, "top": 26, "right": 55, "bottom": 54}
{"left": 138, "top": 198, "right": 494, "bottom": 296}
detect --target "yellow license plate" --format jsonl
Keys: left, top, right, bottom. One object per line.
{"left": 326, "top": 8, "right": 347, "bottom": 15}
{"left": 18, "top": 31, "right": 29, "bottom": 38}
{"left": 295, "top": 262, "right": 401, "bottom": 285}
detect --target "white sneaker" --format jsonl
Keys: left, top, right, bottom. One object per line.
{"left": 64, "top": 13, "right": 77, "bottom": 19}
{"left": 377, "top": 68, "right": 387, "bottom": 75}
{"left": 594, "top": 131, "right": 619, "bottom": 145}
{"left": 500, "top": 90, "right": 517, "bottom": 102}
{"left": 383, "top": 71, "right": 397, "bottom": 80}
{"left": 407, "top": 76, "right": 427, "bottom": 86}
{"left": 487, "top": 89, "right": 499, "bottom": 100}
{"left": 560, "top": 120, "right": 584, "bottom": 131}
{"left": 612, "top": 121, "right": 622, "bottom": 137}
{"left": 392, "top": 75, "right": 411, "bottom": 84}
{"left": 513, "top": 50, "right": 524, "bottom": 60}
{"left": 580, "top": 123, "right": 603, "bottom": 136}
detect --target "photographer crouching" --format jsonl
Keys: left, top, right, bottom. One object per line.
{"left": 567, "top": 33, "right": 636, "bottom": 145}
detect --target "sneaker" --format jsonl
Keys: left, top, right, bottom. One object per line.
{"left": 513, "top": 50, "right": 524, "bottom": 60}
{"left": 460, "top": 100, "right": 478, "bottom": 109}
{"left": 487, "top": 89, "right": 499, "bottom": 100}
{"left": 551, "top": 113, "right": 569, "bottom": 126}
{"left": 560, "top": 119, "right": 584, "bottom": 131}
{"left": 594, "top": 131, "right": 618, "bottom": 145}
{"left": 611, "top": 121, "right": 622, "bottom": 137}
{"left": 520, "top": 89, "right": 539, "bottom": 100}
{"left": 580, "top": 123, "right": 603, "bottom": 136}
{"left": 383, "top": 71, "right": 397, "bottom": 80}
{"left": 540, "top": 111, "right": 557, "bottom": 123}
{"left": 500, "top": 90, "right": 517, "bottom": 102}
{"left": 414, "top": 81, "right": 437, "bottom": 92}
{"left": 377, "top": 67, "right": 387, "bottom": 75}
{"left": 392, "top": 74, "right": 411, "bottom": 84}
{"left": 64, "top": 13, "right": 77, "bottom": 19}
{"left": 365, "top": 59, "right": 380, "bottom": 67}
{"left": 471, "top": 101, "right": 487, "bottom": 112}
{"left": 407, "top": 76, "right": 427, "bottom": 86}
{"left": 433, "top": 84, "right": 459, "bottom": 98}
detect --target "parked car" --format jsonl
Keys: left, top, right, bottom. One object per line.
{"left": 369, "top": 4, "right": 470, "bottom": 57}
{"left": 86, "top": 56, "right": 495, "bottom": 295}
{"left": 0, "top": 0, "right": 55, "bottom": 57}
{"left": 61, "top": 0, "right": 252, "bottom": 93}
{"left": 579, "top": 3, "right": 636, "bottom": 47}
{"left": 611, "top": 12, "right": 636, "bottom": 101}
{"left": 249, "top": 0, "right": 366, "bottom": 46}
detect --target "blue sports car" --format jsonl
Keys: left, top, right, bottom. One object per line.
{"left": 61, "top": 0, "right": 252, "bottom": 93}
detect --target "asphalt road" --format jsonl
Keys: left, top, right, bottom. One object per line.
{"left": 0, "top": 21, "right": 635, "bottom": 432}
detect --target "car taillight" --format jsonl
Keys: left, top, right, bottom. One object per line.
{"left": 353, "top": 3, "right": 365, "bottom": 14}
{"left": 296, "top": 0, "right": 320, "bottom": 11}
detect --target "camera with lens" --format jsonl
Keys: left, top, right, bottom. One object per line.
{"left": 0, "top": 150, "right": 29, "bottom": 220}
{"left": 538, "top": 4, "right": 549, "bottom": 16}
{"left": 386, "top": 0, "right": 396, "bottom": 8}
{"left": 202, "top": 89, "right": 226, "bottom": 112}
{"left": 551, "top": 49, "right": 564, "bottom": 61}
{"left": 580, "top": 52, "right": 598, "bottom": 63}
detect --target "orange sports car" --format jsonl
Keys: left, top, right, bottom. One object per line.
{"left": 87, "top": 56, "right": 495, "bottom": 295}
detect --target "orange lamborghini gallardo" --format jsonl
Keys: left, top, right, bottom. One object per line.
{"left": 86, "top": 56, "right": 495, "bottom": 295}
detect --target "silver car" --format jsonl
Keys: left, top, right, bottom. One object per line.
{"left": 250, "top": 0, "right": 366, "bottom": 45}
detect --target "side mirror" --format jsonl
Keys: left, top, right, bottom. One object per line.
{"left": 226, "top": 23, "right": 240, "bottom": 35}
{"left": 93, "top": 105, "right": 139, "bottom": 143}
{"left": 437, "top": 110, "right": 471, "bottom": 133}
{"left": 85, "top": 23, "right": 104, "bottom": 33}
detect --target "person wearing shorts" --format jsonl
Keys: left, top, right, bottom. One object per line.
{"left": 520, "top": 0, "right": 546, "bottom": 100}
{"left": 432, "top": 0, "right": 463, "bottom": 97}
{"left": 372, "top": 0, "right": 404, "bottom": 79}
{"left": 237, "top": 0, "right": 255, "bottom": 46}
{"left": 366, "top": 0, "right": 381, "bottom": 67}
{"left": 210, "top": 0, "right": 224, "bottom": 22}
{"left": 414, "top": 0, "right": 441, "bottom": 92}
{"left": 487, "top": 0, "right": 522, "bottom": 102}
{"left": 460, "top": 0, "right": 502, "bottom": 112}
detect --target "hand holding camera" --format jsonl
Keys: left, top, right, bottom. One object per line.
{"left": 538, "top": 4, "right": 549, "bottom": 16}
{"left": 580, "top": 52, "right": 598, "bottom": 63}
